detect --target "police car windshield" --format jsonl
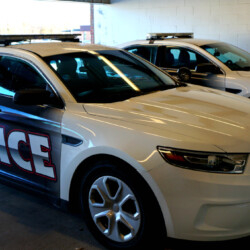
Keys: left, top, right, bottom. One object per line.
{"left": 201, "top": 42, "right": 250, "bottom": 71}
{"left": 44, "top": 50, "right": 176, "bottom": 103}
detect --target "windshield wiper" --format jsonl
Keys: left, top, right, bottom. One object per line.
{"left": 101, "top": 90, "right": 143, "bottom": 102}
{"left": 80, "top": 84, "right": 180, "bottom": 103}
{"left": 242, "top": 66, "right": 250, "bottom": 71}
{"left": 176, "top": 81, "right": 188, "bottom": 87}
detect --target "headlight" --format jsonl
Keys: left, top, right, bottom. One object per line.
{"left": 157, "top": 147, "right": 248, "bottom": 174}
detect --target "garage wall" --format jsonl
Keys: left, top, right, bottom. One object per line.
{"left": 94, "top": 0, "right": 250, "bottom": 52}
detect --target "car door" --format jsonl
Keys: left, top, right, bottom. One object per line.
{"left": 0, "top": 55, "right": 64, "bottom": 198}
{"left": 156, "top": 46, "right": 226, "bottom": 91}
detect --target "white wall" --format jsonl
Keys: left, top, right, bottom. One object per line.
{"left": 94, "top": 0, "right": 250, "bottom": 52}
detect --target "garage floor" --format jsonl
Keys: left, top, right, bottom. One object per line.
{"left": 0, "top": 182, "right": 249, "bottom": 250}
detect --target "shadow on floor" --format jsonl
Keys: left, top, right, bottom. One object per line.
{"left": 0, "top": 181, "right": 249, "bottom": 250}
{"left": 166, "top": 236, "right": 250, "bottom": 250}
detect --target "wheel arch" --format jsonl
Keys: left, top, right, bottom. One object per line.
{"left": 68, "top": 153, "right": 168, "bottom": 236}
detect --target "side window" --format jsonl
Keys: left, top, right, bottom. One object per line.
{"left": 0, "top": 56, "right": 48, "bottom": 96}
{"left": 162, "top": 47, "right": 210, "bottom": 70}
{"left": 171, "top": 49, "right": 180, "bottom": 61}
{"left": 126, "top": 46, "right": 157, "bottom": 63}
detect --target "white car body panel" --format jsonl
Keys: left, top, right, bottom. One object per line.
{"left": 60, "top": 85, "right": 250, "bottom": 240}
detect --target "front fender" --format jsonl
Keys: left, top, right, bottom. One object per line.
{"left": 59, "top": 144, "right": 175, "bottom": 237}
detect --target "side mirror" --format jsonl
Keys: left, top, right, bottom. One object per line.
{"left": 177, "top": 67, "right": 192, "bottom": 82}
{"left": 195, "top": 63, "right": 222, "bottom": 74}
{"left": 13, "top": 89, "right": 52, "bottom": 105}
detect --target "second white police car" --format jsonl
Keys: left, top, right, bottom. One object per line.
{"left": 120, "top": 32, "right": 250, "bottom": 97}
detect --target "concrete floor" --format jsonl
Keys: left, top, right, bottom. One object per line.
{"left": 0, "top": 181, "right": 250, "bottom": 250}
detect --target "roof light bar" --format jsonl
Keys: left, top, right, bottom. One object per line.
{"left": 147, "top": 32, "right": 194, "bottom": 40}
{"left": 0, "top": 34, "right": 81, "bottom": 46}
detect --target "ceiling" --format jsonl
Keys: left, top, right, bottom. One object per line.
{"left": 58, "top": 0, "right": 110, "bottom": 3}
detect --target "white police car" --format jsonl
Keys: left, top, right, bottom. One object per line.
{"left": 1, "top": 34, "right": 250, "bottom": 249}
{"left": 120, "top": 33, "right": 250, "bottom": 97}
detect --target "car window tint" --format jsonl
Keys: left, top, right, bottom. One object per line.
{"left": 0, "top": 56, "right": 48, "bottom": 96}
{"left": 126, "top": 46, "right": 158, "bottom": 63}
{"left": 45, "top": 50, "right": 176, "bottom": 103}
{"left": 170, "top": 49, "right": 180, "bottom": 60}
{"left": 163, "top": 47, "right": 210, "bottom": 70}
{"left": 201, "top": 43, "right": 250, "bottom": 71}
{"left": 102, "top": 55, "right": 162, "bottom": 90}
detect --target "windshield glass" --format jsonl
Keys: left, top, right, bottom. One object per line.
{"left": 44, "top": 50, "right": 176, "bottom": 103}
{"left": 201, "top": 42, "right": 250, "bottom": 71}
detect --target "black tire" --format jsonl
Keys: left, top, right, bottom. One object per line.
{"left": 177, "top": 67, "right": 192, "bottom": 82}
{"left": 79, "top": 160, "right": 166, "bottom": 249}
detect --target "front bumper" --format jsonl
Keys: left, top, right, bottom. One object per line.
{"left": 149, "top": 156, "right": 250, "bottom": 241}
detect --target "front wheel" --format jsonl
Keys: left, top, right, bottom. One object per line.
{"left": 79, "top": 161, "right": 165, "bottom": 249}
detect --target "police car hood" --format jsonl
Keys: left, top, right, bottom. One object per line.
{"left": 236, "top": 71, "right": 250, "bottom": 78}
{"left": 84, "top": 85, "right": 250, "bottom": 152}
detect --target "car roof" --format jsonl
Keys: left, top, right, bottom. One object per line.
{"left": 119, "top": 38, "right": 221, "bottom": 48}
{"left": 6, "top": 42, "right": 117, "bottom": 57}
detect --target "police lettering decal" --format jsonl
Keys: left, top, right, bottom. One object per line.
{"left": 0, "top": 126, "right": 56, "bottom": 180}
